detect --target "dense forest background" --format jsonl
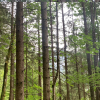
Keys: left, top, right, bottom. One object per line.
{"left": 0, "top": 1, "right": 100, "bottom": 100}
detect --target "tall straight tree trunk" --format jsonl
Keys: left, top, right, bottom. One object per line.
{"left": 50, "top": 2, "right": 55, "bottom": 100}
{"left": 82, "top": 3, "right": 94, "bottom": 100}
{"left": 61, "top": 3, "right": 70, "bottom": 100}
{"left": 25, "top": 10, "right": 28, "bottom": 99}
{"left": 9, "top": 2, "right": 14, "bottom": 100}
{"left": 16, "top": 2, "right": 24, "bottom": 100}
{"left": 90, "top": 2, "right": 100, "bottom": 100}
{"left": 55, "top": 3, "right": 61, "bottom": 100}
{"left": 37, "top": 13, "right": 42, "bottom": 100}
{"left": 98, "top": 35, "right": 100, "bottom": 68}
{"left": 52, "top": 3, "right": 59, "bottom": 90}
{"left": 41, "top": 2, "right": 50, "bottom": 100}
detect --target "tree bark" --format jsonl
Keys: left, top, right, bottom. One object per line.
{"left": 52, "top": 2, "right": 59, "bottom": 90}
{"left": 16, "top": 2, "right": 24, "bottom": 100}
{"left": 9, "top": 2, "right": 14, "bottom": 100}
{"left": 37, "top": 11, "right": 42, "bottom": 100}
{"left": 41, "top": 2, "right": 50, "bottom": 100}
{"left": 25, "top": 9, "right": 28, "bottom": 99}
{"left": 90, "top": 2, "right": 100, "bottom": 100}
{"left": 50, "top": 2, "right": 55, "bottom": 100}
{"left": 55, "top": 3, "right": 61, "bottom": 100}
{"left": 82, "top": 3, "right": 94, "bottom": 100}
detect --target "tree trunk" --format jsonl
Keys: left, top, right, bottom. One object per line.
{"left": 50, "top": 2, "right": 55, "bottom": 100}
{"left": 9, "top": 2, "right": 14, "bottom": 100}
{"left": 41, "top": 2, "right": 50, "bottom": 100}
{"left": 25, "top": 9, "right": 28, "bottom": 99}
{"left": 52, "top": 2, "right": 60, "bottom": 89}
{"left": 37, "top": 12, "right": 42, "bottom": 100}
{"left": 82, "top": 3, "right": 94, "bottom": 100}
{"left": 16, "top": 2, "right": 24, "bottom": 100}
{"left": 81, "top": 59, "right": 86, "bottom": 100}
{"left": 61, "top": 3, "right": 70, "bottom": 100}
{"left": 90, "top": 2, "right": 100, "bottom": 100}
{"left": 55, "top": 3, "right": 61, "bottom": 100}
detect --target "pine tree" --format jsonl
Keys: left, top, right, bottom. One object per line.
{"left": 16, "top": 2, "right": 24, "bottom": 100}
{"left": 41, "top": 2, "right": 50, "bottom": 100}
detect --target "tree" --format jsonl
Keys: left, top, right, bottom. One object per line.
{"left": 82, "top": 3, "right": 94, "bottom": 100}
{"left": 37, "top": 6, "right": 42, "bottom": 100}
{"left": 41, "top": 2, "right": 50, "bottom": 100}
{"left": 9, "top": 2, "right": 14, "bottom": 100}
{"left": 16, "top": 2, "right": 24, "bottom": 100}
{"left": 50, "top": 2, "right": 55, "bottom": 100}
{"left": 61, "top": 3, "right": 70, "bottom": 100}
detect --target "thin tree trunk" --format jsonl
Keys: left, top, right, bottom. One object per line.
{"left": 16, "top": 2, "right": 24, "bottom": 100}
{"left": 55, "top": 3, "right": 61, "bottom": 100}
{"left": 9, "top": 2, "right": 14, "bottom": 100}
{"left": 81, "top": 59, "right": 86, "bottom": 100}
{"left": 90, "top": 2, "right": 100, "bottom": 100}
{"left": 98, "top": 34, "right": 100, "bottom": 68}
{"left": 61, "top": 3, "right": 70, "bottom": 100}
{"left": 82, "top": 3, "right": 94, "bottom": 100}
{"left": 50, "top": 2, "right": 55, "bottom": 100}
{"left": 25, "top": 9, "right": 28, "bottom": 99}
{"left": 41, "top": 2, "right": 50, "bottom": 100}
{"left": 38, "top": 12, "right": 42, "bottom": 100}
{"left": 52, "top": 2, "right": 59, "bottom": 90}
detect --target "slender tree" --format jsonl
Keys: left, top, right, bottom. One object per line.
{"left": 52, "top": 2, "right": 59, "bottom": 89}
{"left": 16, "top": 2, "right": 24, "bottom": 100}
{"left": 37, "top": 9, "right": 42, "bottom": 100}
{"left": 82, "top": 3, "right": 94, "bottom": 100}
{"left": 41, "top": 2, "right": 50, "bottom": 100}
{"left": 61, "top": 3, "right": 70, "bottom": 100}
{"left": 55, "top": 3, "right": 61, "bottom": 100}
{"left": 90, "top": 2, "right": 100, "bottom": 100}
{"left": 9, "top": 2, "right": 14, "bottom": 100}
{"left": 50, "top": 2, "right": 55, "bottom": 100}
{"left": 25, "top": 9, "right": 28, "bottom": 99}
